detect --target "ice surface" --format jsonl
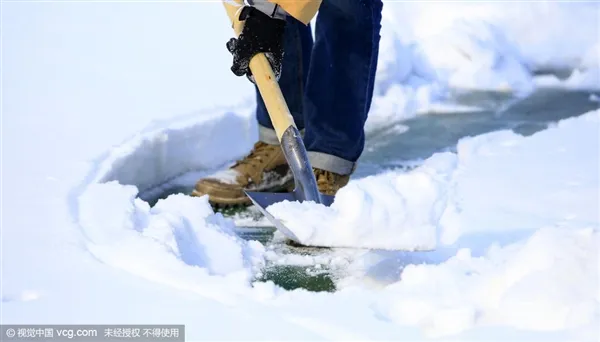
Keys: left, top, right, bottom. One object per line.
{"left": 3, "top": 2, "right": 600, "bottom": 341}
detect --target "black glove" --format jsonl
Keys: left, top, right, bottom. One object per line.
{"left": 226, "top": 6, "right": 286, "bottom": 82}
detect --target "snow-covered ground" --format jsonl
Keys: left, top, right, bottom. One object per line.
{"left": 3, "top": 1, "right": 599, "bottom": 341}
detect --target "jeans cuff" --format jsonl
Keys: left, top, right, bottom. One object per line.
{"left": 308, "top": 152, "right": 356, "bottom": 176}
{"left": 259, "top": 125, "right": 305, "bottom": 145}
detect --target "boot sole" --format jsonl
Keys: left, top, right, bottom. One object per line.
{"left": 191, "top": 166, "right": 296, "bottom": 210}
{"left": 191, "top": 189, "right": 252, "bottom": 208}
{"left": 191, "top": 180, "right": 295, "bottom": 210}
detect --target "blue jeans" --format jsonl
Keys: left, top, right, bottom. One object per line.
{"left": 256, "top": 0, "right": 383, "bottom": 175}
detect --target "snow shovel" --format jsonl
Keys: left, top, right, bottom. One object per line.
{"left": 222, "top": 0, "right": 334, "bottom": 240}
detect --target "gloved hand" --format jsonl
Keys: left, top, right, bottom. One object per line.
{"left": 226, "top": 6, "right": 286, "bottom": 82}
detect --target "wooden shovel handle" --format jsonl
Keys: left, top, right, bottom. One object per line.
{"left": 222, "top": 0, "right": 297, "bottom": 141}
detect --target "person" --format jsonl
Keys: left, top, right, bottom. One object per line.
{"left": 192, "top": 0, "right": 383, "bottom": 207}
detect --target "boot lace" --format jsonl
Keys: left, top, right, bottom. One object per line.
{"left": 233, "top": 142, "right": 275, "bottom": 181}
{"left": 314, "top": 168, "right": 338, "bottom": 195}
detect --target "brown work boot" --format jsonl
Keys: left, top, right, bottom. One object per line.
{"left": 313, "top": 167, "right": 351, "bottom": 196}
{"left": 192, "top": 141, "right": 293, "bottom": 207}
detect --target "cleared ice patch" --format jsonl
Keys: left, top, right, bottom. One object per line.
{"left": 267, "top": 152, "right": 458, "bottom": 250}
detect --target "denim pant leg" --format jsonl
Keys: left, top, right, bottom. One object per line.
{"left": 304, "top": 0, "right": 383, "bottom": 175}
{"left": 256, "top": 16, "right": 314, "bottom": 144}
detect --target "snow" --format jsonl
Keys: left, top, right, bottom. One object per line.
{"left": 368, "top": 1, "right": 600, "bottom": 130}
{"left": 367, "top": 224, "right": 598, "bottom": 338}
{"left": 270, "top": 108, "right": 600, "bottom": 250}
{"left": 337, "top": 113, "right": 599, "bottom": 338}
{"left": 80, "top": 183, "right": 266, "bottom": 302}
{"left": 267, "top": 152, "right": 455, "bottom": 250}
{"left": 89, "top": 106, "right": 257, "bottom": 194}
{"left": 3, "top": 1, "right": 600, "bottom": 341}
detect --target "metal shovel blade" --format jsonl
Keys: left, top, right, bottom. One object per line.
{"left": 245, "top": 189, "right": 334, "bottom": 243}
{"left": 245, "top": 190, "right": 335, "bottom": 208}
{"left": 243, "top": 125, "right": 335, "bottom": 242}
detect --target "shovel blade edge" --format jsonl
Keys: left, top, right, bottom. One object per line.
{"left": 244, "top": 190, "right": 335, "bottom": 243}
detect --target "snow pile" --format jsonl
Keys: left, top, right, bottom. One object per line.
{"left": 71, "top": 104, "right": 267, "bottom": 301}
{"left": 498, "top": 3, "right": 598, "bottom": 75}
{"left": 442, "top": 113, "right": 599, "bottom": 244}
{"left": 369, "top": 2, "right": 600, "bottom": 128}
{"left": 267, "top": 153, "right": 456, "bottom": 250}
{"left": 376, "top": 13, "right": 533, "bottom": 95}
{"left": 370, "top": 226, "right": 598, "bottom": 338}
{"left": 270, "top": 109, "right": 600, "bottom": 252}
{"left": 415, "top": 19, "right": 533, "bottom": 93}
{"left": 78, "top": 182, "right": 265, "bottom": 302}
{"left": 336, "top": 110, "right": 600, "bottom": 338}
